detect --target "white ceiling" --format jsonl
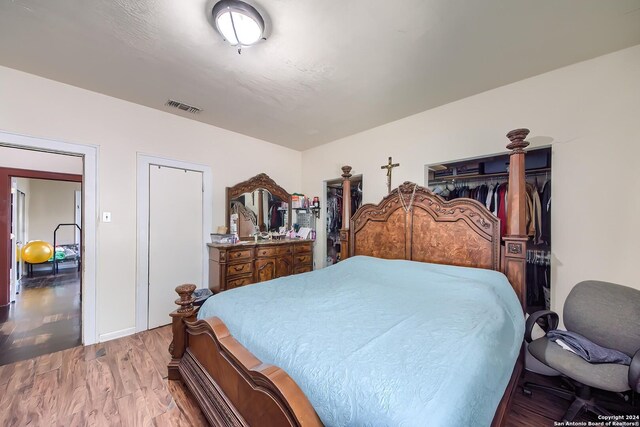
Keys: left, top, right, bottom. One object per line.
{"left": 1, "top": 1, "right": 639, "bottom": 150}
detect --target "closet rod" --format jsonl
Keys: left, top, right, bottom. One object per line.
{"left": 430, "top": 167, "right": 550, "bottom": 185}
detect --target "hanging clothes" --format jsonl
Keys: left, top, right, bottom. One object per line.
{"left": 326, "top": 188, "right": 342, "bottom": 233}
{"left": 351, "top": 183, "right": 363, "bottom": 214}
{"left": 540, "top": 180, "right": 551, "bottom": 246}
{"left": 530, "top": 184, "right": 543, "bottom": 244}
{"left": 485, "top": 184, "right": 495, "bottom": 210}
{"left": 525, "top": 184, "right": 534, "bottom": 238}
{"left": 526, "top": 249, "right": 551, "bottom": 308}
{"left": 497, "top": 184, "right": 508, "bottom": 236}
{"left": 492, "top": 183, "right": 501, "bottom": 215}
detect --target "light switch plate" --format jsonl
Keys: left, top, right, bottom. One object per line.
{"left": 102, "top": 212, "right": 112, "bottom": 222}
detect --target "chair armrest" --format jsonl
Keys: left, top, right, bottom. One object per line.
{"left": 629, "top": 349, "right": 640, "bottom": 393}
{"left": 525, "top": 310, "right": 559, "bottom": 343}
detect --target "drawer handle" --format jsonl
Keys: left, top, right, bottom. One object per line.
{"left": 261, "top": 251, "right": 267, "bottom": 255}
{"left": 233, "top": 265, "right": 244, "bottom": 271}
{"left": 233, "top": 252, "right": 243, "bottom": 258}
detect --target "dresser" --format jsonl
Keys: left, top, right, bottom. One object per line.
{"left": 208, "top": 239, "right": 313, "bottom": 293}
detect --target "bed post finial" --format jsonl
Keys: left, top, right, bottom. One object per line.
{"left": 503, "top": 129, "right": 529, "bottom": 311}
{"left": 174, "top": 283, "right": 197, "bottom": 314}
{"left": 168, "top": 283, "right": 197, "bottom": 380}
{"left": 340, "top": 166, "right": 353, "bottom": 260}
{"left": 506, "top": 128, "right": 530, "bottom": 154}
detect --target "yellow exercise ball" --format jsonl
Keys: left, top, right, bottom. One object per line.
{"left": 22, "top": 240, "right": 54, "bottom": 264}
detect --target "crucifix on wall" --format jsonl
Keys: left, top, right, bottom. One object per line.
{"left": 381, "top": 157, "right": 400, "bottom": 194}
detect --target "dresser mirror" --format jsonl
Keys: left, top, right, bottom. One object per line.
{"left": 226, "top": 174, "right": 291, "bottom": 238}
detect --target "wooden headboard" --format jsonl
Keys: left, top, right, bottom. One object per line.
{"left": 338, "top": 129, "right": 531, "bottom": 309}
{"left": 350, "top": 183, "right": 500, "bottom": 270}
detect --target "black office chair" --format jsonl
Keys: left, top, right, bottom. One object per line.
{"left": 524, "top": 280, "right": 640, "bottom": 421}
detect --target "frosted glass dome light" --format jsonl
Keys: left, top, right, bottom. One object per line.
{"left": 211, "top": 0, "right": 265, "bottom": 53}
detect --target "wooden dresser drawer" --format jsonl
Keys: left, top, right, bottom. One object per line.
{"left": 228, "top": 249, "right": 253, "bottom": 261}
{"left": 294, "top": 254, "right": 312, "bottom": 265}
{"left": 256, "top": 247, "right": 277, "bottom": 258}
{"left": 227, "top": 262, "right": 252, "bottom": 276}
{"left": 276, "top": 246, "right": 292, "bottom": 256}
{"left": 256, "top": 245, "right": 292, "bottom": 258}
{"left": 294, "top": 265, "right": 312, "bottom": 274}
{"left": 294, "top": 243, "right": 312, "bottom": 254}
{"left": 226, "top": 275, "right": 253, "bottom": 289}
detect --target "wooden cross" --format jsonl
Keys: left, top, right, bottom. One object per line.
{"left": 381, "top": 157, "right": 400, "bottom": 194}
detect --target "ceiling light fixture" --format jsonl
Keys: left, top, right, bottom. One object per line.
{"left": 211, "top": 0, "right": 265, "bottom": 54}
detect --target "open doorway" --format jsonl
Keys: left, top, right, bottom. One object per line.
{"left": 1, "top": 155, "right": 83, "bottom": 365}
{"left": 325, "top": 175, "right": 363, "bottom": 266}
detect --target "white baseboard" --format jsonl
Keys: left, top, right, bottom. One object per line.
{"left": 99, "top": 327, "right": 136, "bottom": 343}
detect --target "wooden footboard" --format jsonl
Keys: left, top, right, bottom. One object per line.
{"left": 491, "top": 355, "right": 523, "bottom": 427}
{"left": 169, "top": 285, "right": 322, "bottom": 427}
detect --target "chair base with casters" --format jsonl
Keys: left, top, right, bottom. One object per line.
{"left": 523, "top": 376, "right": 636, "bottom": 421}
{"left": 523, "top": 281, "right": 640, "bottom": 422}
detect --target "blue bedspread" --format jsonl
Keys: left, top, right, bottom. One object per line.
{"left": 198, "top": 256, "right": 524, "bottom": 427}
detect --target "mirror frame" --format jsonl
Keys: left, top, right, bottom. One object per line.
{"left": 225, "top": 173, "right": 292, "bottom": 232}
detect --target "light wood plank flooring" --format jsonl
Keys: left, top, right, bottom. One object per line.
{"left": 1, "top": 324, "right": 636, "bottom": 426}
{"left": 0, "top": 326, "right": 207, "bottom": 426}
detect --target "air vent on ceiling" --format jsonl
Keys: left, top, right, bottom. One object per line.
{"left": 165, "top": 99, "right": 202, "bottom": 114}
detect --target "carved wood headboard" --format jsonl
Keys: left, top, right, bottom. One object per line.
{"left": 349, "top": 183, "right": 501, "bottom": 270}
{"left": 338, "top": 128, "right": 531, "bottom": 310}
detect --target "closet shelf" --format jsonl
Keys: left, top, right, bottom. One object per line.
{"left": 430, "top": 167, "right": 550, "bottom": 184}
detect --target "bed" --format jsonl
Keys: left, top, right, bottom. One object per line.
{"left": 168, "top": 129, "right": 531, "bottom": 426}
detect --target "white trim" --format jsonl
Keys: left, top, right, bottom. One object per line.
{"left": 99, "top": 327, "right": 136, "bottom": 343}
{"left": 9, "top": 178, "right": 18, "bottom": 302}
{"left": 0, "top": 130, "right": 99, "bottom": 345}
{"left": 136, "top": 153, "right": 213, "bottom": 333}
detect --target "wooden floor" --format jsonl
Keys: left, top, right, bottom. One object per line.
{"left": 0, "top": 269, "right": 81, "bottom": 366}
{"left": 0, "top": 325, "right": 207, "bottom": 426}
{"left": 507, "top": 372, "right": 598, "bottom": 427}
{"left": 0, "top": 325, "right": 636, "bottom": 426}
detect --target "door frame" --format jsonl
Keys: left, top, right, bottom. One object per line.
{"left": 136, "top": 153, "right": 212, "bottom": 332}
{"left": 10, "top": 184, "right": 26, "bottom": 297}
{"left": 9, "top": 179, "right": 19, "bottom": 302}
{"left": 0, "top": 130, "right": 98, "bottom": 345}
{"left": 5, "top": 170, "right": 82, "bottom": 303}
{"left": 321, "top": 174, "right": 363, "bottom": 268}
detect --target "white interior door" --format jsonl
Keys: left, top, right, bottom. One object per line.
{"left": 148, "top": 165, "right": 203, "bottom": 329}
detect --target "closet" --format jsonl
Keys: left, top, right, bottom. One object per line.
{"left": 326, "top": 176, "right": 363, "bottom": 265}
{"left": 427, "top": 147, "right": 551, "bottom": 314}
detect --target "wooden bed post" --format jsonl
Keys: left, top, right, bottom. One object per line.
{"left": 503, "top": 128, "right": 530, "bottom": 311}
{"left": 168, "top": 283, "right": 197, "bottom": 381}
{"left": 339, "top": 165, "right": 353, "bottom": 260}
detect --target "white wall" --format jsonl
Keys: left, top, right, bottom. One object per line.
{"left": 302, "top": 45, "right": 640, "bottom": 321}
{"left": 0, "top": 66, "right": 302, "bottom": 337}
{"left": 26, "top": 179, "right": 81, "bottom": 244}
